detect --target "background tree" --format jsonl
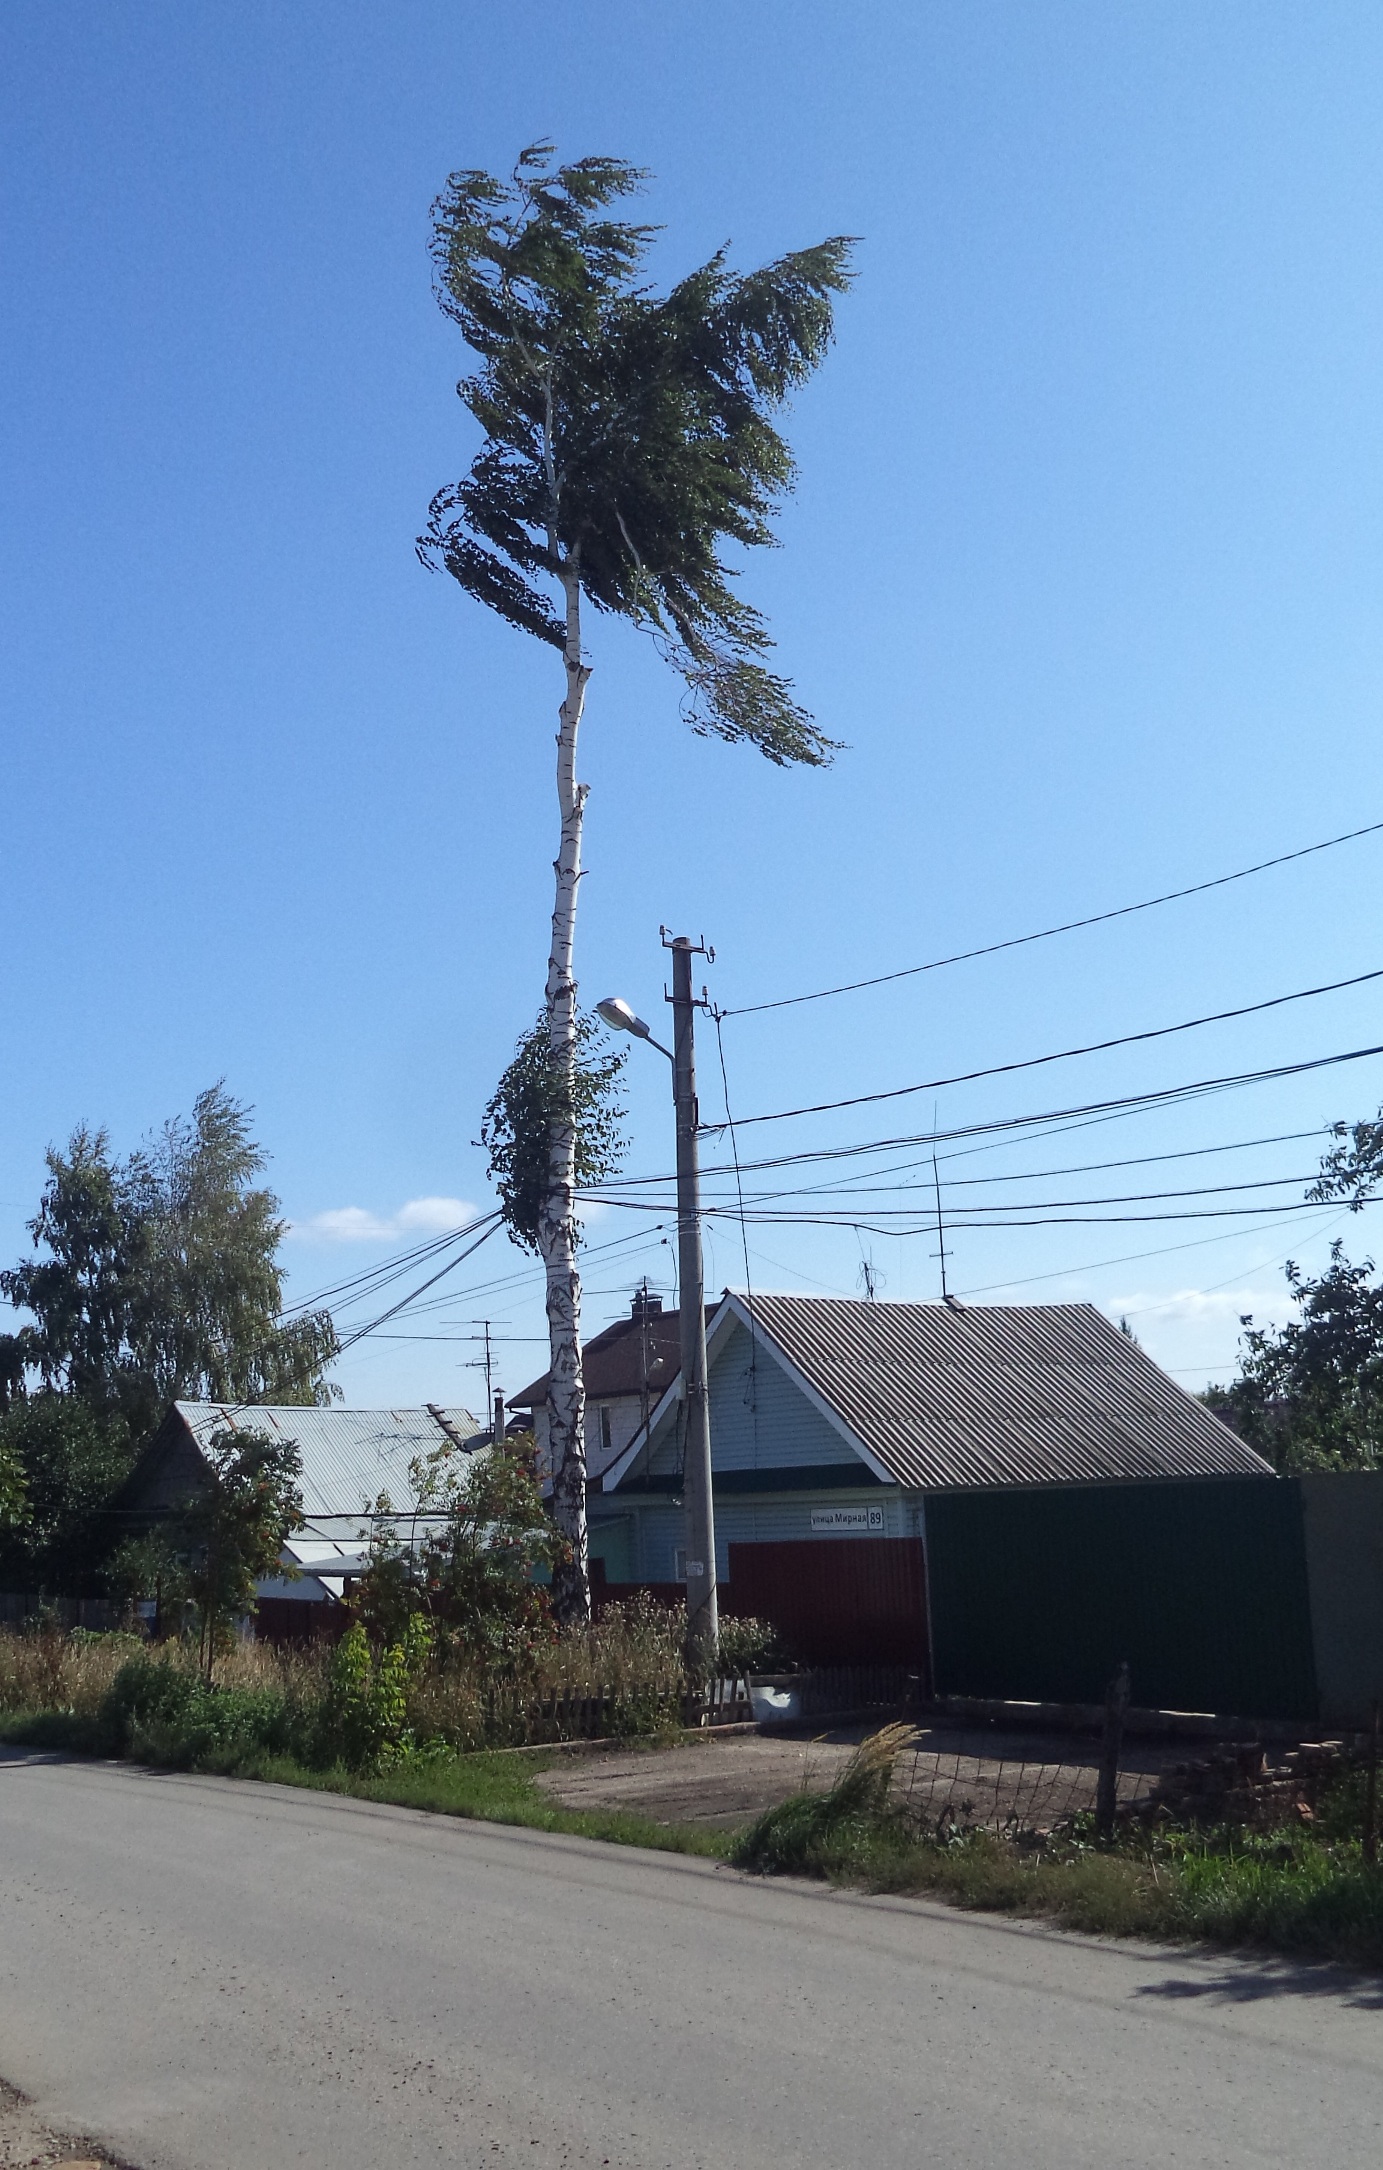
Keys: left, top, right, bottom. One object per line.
{"left": 0, "top": 1392, "right": 130, "bottom": 1593}
{"left": 352, "top": 1427, "right": 561, "bottom": 1668}
{"left": 163, "top": 1425, "right": 305, "bottom": 1679}
{"left": 0, "top": 1084, "right": 336, "bottom": 1592}
{"left": 1204, "top": 1244, "right": 1383, "bottom": 1472}
{"left": 421, "top": 143, "right": 854, "bottom": 1617}
{"left": 1309, "top": 1108, "right": 1383, "bottom": 1213}
{"left": 0, "top": 1430, "right": 24, "bottom": 1531}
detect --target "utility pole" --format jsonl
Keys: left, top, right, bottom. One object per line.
{"left": 665, "top": 931, "right": 718, "bottom": 1658}
{"left": 595, "top": 955, "right": 718, "bottom": 1659}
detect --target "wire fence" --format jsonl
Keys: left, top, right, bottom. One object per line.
{"left": 892, "top": 1734, "right": 1160, "bottom": 1838}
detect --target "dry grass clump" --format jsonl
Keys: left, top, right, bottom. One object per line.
{"left": 0, "top": 1627, "right": 338, "bottom": 1721}
{"left": 210, "top": 1638, "right": 332, "bottom": 1701}
{"left": 404, "top": 1597, "right": 690, "bottom": 1749}
{"left": 0, "top": 1627, "right": 144, "bottom": 1716}
{"left": 2, "top": 1598, "right": 700, "bottom": 1757}
{"left": 537, "top": 1597, "right": 687, "bottom": 1698}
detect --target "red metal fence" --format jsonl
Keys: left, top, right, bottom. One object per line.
{"left": 727, "top": 1538, "right": 929, "bottom": 1668}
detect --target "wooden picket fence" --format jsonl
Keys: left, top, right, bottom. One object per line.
{"left": 482, "top": 1673, "right": 753, "bottom": 1745}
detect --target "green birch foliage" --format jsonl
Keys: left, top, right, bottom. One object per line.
{"left": 0, "top": 1085, "right": 337, "bottom": 1439}
{"left": 420, "top": 143, "right": 855, "bottom": 765}
{"left": 480, "top": 1011, "right": 626, "bottom": 1254}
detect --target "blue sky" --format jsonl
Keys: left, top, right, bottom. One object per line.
{"left": 3, "top": 1, "right": 1382, "bottom": 1410}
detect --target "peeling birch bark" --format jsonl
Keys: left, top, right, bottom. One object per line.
{"left": 541, "top": 561, "right": 591, "bottom": 1622}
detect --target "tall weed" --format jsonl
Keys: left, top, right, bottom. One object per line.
{"left": 0, "top": 1627, "right": 144, "bottom": 1716}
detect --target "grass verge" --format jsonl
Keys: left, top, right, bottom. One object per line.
{"left": 0, "top": 1706, "right": 731, "bottom": 1860}
{"left": 730, "top": 1728, "right": 1383, "bottom": 1969}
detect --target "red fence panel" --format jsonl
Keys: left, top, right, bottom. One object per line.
{"left": 253, "top": 1598, "right": 351, "bottom": 1645}
{"left": 725, "top": 1538, "right": 929, "bottom": 1668}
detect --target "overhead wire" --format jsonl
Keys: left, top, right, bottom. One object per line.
{"left": 332, "top": 1217, "right": 504, "bottom": 1355}
{"left": 723, "top": 816, "right": 1383, "bottom": 1017}
{"left": 598, "top": 1042, "right": 1383, "bottom": 1188}
{"left": 724, "top": 967, "right": 1383, "bottom": 1131}
{"left": 300, "top": 833, "right": 1383, "bottom": 1365}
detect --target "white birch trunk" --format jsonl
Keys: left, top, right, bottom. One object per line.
{"left": 540, "top": 562, "right": 591, "bottom": 1622}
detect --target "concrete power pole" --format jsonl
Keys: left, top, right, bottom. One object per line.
{"left": 667, "top": 932, "right": 718, "bottom": 1658}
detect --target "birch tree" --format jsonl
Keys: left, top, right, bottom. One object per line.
{"left": 421, "top": 145, "right": 854, "bottom": 1618}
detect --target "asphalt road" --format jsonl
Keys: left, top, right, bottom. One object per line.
{"left": 2, "top": 1749, "right": 1382, "bottom": 2170}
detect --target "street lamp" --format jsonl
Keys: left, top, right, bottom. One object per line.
{"left": 594, "top": 997, "right": 671, "bottom": 1059}
{"left": 597, "top": 936, "right": 718, "bottom": 1657}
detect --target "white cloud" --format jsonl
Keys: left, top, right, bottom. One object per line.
{"left": 1102, "top": 1286, "right": 1291, "bottom": 1392}
{"left": 291, "top": 1197, "right": 476, "bottom": 1245}
{"left": 1104, "top": 1287, "right": 1284, "bottom": 1330}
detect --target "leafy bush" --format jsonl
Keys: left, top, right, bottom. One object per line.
{"left": 96, "top": 1651, "right": 300, "bottom": 1770}
{"left": 715, "top": 1615, "right": 789, "bottom": 1675}
{"left": 324, "top": 1617, "right": 440, "bottom": 1771}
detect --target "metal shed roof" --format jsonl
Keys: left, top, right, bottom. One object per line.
{"left": 728, "top": 1296, "right": 1273, "bottom": 1490}
{"left": 171, "top": 1402, "right": 485, "bottom": 1520}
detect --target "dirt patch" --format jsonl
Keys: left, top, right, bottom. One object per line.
{"left": 0, "top": 2080, "right": 131, "bottom": 2168}
{"left": 535, "top": 1731, "right": 856, "bottom": 1828}
{"left": 536, "top": 1724, "right": 1203, "bottom": 1833}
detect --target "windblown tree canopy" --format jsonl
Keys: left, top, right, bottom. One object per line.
{"left": 480, "top": 1011, "right": 627, "bottom": 1254}
{"left": 420, "top": 144, "right": 855, "bottom": 1626}
{"left": 419, "top": 144, "right": 855, "bottom": 763}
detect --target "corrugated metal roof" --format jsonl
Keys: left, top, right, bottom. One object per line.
{"left": 173, "top": 1403, "right": 485, "bottom": 1520}
{"left": 511, "top": 1304, "right": 692, "bottom": 1407}
{"left": 726, "top": 1296, "right": 1273, "bottom": 1491}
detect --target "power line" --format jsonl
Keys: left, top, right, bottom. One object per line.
{"left": 723, "top": 816, "right": 1383, "bottom": 1017}
{"left": 280, "top": 1213, "right": 498, "bottom": 1319}
{"left": 672, "top": 1130, "right": 1325, "bottom": 1211}
{"left": 704, "top": 1171, "right": 1319, "bottom": 1216}
{"left": 589, "top": 1169, "right": 1320, "bottom": 1219}
{"left": 598, "top": 1045, "right": 1383, "bottom": 1189}
{"left": 593, "top": 1122, "right": 1326, "bottom": 1198}
{"left": 332, "top": 1218, "right": 503, "bottom": 1355}
{"left": 955, "top": 1205, "right": 1362, "bottom": 1303}
{"left": 708, "top": 1200, "right": 1342, "bottom": 1231}
{"left": 724, "top": 966, "right": 1383, "bottom": 1130}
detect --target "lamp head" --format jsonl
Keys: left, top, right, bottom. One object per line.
{"left": 595, "top": 996, "right": 651, "bottom": 1039}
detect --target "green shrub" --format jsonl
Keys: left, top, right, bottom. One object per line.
{"left": 714, "top": 1615, "right": 789, "bottom": 1675}
{"left": 96, "top": 1651, "right": 300, "bottom": 1770}
{"left": 324, "top": 1616, "right": 436, "bottom": 1771}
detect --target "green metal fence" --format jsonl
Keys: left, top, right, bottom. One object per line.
{"left": 926, "top": 1476, "right": 1318, "bottom": 1720}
